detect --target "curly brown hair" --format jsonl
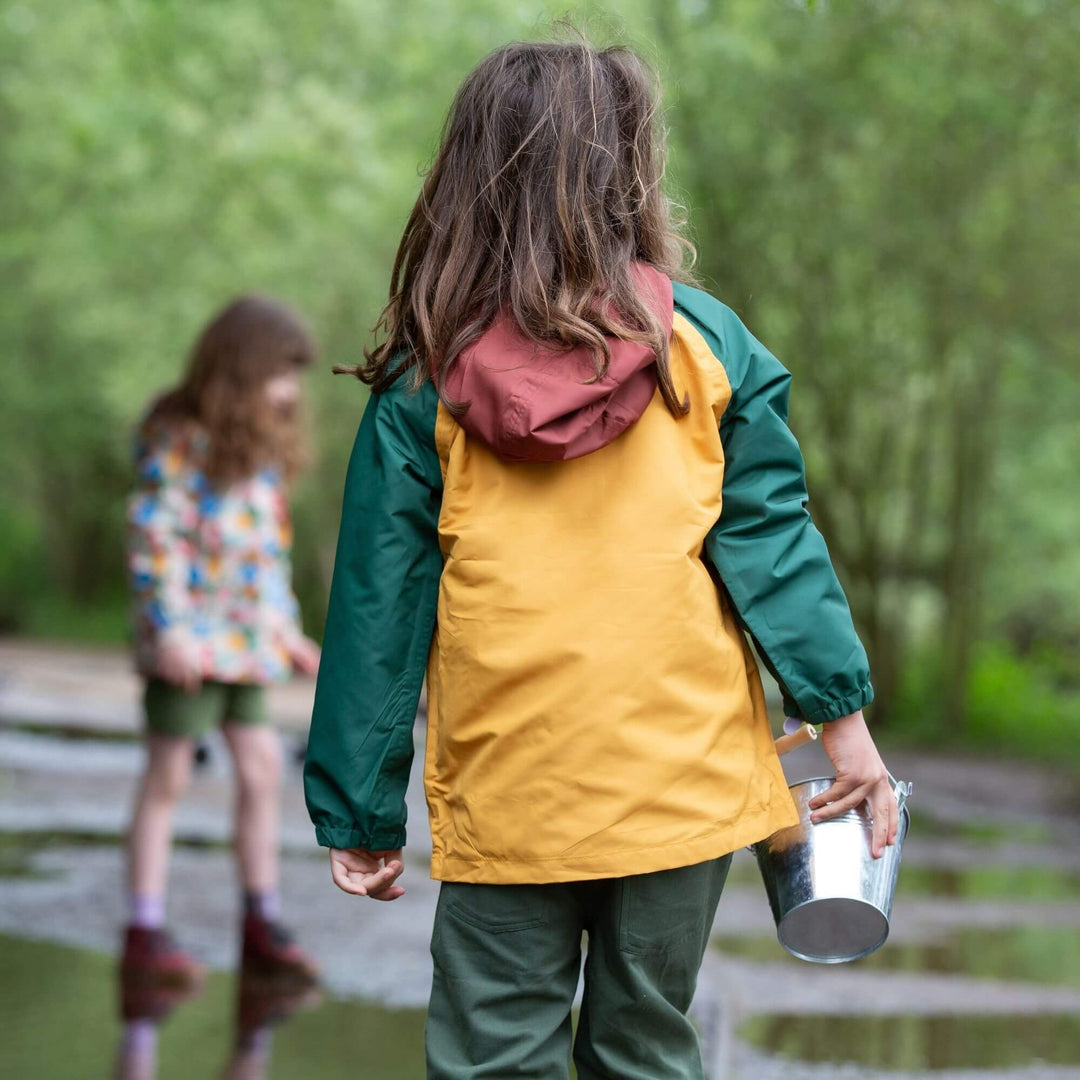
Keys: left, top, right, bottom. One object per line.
{"left": 343, "top": 37, "right": 696, "bottom": 418}
{"left": 142, "top": 295, "right": 315, "bottom": 486}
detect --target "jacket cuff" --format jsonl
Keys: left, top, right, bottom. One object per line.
{"left": 314, "top": 823, "right": 407, "bottom": 851}
{"left": 781, "top": 689, "right": 801, "bottom": 721}
{"left": 800, "top": 680, "right": 876, "bottom": 724}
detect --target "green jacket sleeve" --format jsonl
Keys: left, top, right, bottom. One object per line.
{"left": 674, "top": 284, "right": 874, "bottom": 724}
{"left": 303, "top": 377, "right": 443, "bottom": 850}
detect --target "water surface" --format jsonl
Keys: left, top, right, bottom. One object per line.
{"left": 0, "top": 935, "right": 427, "bottom": 1079}
{"left": 714, "top": 926, "right": 1080, "bottom": 987}
{"left": 740, "top": 1013, "right": 1080, "bottom": 1069}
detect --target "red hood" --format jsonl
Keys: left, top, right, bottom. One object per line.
{"left": 443, "top": 265, "right": 673, "bottom": 463}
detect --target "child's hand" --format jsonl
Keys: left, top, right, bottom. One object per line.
{"left": 289, "top": 636, "right": 321, "bottom": 677}
{"left": 157, "top": 639, "right": 202, "bottom": 693}
{"left": 329, "top": 848, "right": 405, "bottom": 901}
{"left": 810, "top": 710, "right": 898, "bottom": 859}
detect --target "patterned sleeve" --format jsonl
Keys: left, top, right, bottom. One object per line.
{"left": 271, "top": 553, "right": 305, "bottom": 653}
{"left": 264, "top": 475, "right": 305, "bottom": 652}
{"left": 126, "top": 427, "right": 198, "bottom": 650}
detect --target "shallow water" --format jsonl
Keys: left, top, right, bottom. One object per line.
{"left": 8, "top": 929, "right": 1079, "bottom": 1078}
{"left": 898, "top": 864, "right": 1080, "bottom": 900}
{"left": 713, "top": 926, "right": 1080, "bottom": 988}
{"left": 739, "top": 1013, "right": 1080, "bottom": 1070}
{"left": 910, "top": 810, "right": 1055, "bottom": 846}
{"left": 5, "top": 703, "right": 1080, "bottom": 1078}
{"left": 0, "top": 935, "right": 427, "bottom": 1079}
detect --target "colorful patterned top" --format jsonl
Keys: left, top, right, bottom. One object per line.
{"left": 126, "top": 423, "right": 304, "bottom": 685}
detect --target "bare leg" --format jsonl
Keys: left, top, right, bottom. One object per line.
{"left": 222, "top": 723, "right": 283, "bottom": 894}
{"left": 119, "top": 729, "right": 206, "bottom": 1078}
{"left": 127, "top": 733, "right": 195, "bottom": 898}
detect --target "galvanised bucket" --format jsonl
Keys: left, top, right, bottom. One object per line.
{"left": 752, "top": 774, "right": 913, "bottom": 963}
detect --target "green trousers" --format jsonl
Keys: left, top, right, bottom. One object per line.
{"left": 426, "top": 854, "right": 732, "bottom": 1079}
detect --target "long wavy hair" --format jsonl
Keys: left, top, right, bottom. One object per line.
{"left": 343, "top": 37, "right": 696, "bottom": 417}
{"left": 142, "top": 296, "right": 315, "bottom": 486}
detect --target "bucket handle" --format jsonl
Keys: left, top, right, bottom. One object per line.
{"left": 890, "top": 772, "right": 913, "bottom": 813}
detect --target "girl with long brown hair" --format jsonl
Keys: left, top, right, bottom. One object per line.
{"left": 305, "top": 38, "right": 897, "bottom": 1078}
{"left": 120, "top": 297, "right": 320, "bottom": 1059}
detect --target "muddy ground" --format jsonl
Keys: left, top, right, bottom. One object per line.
{"left": 1, "top": 640, "right": 1078, "bottom": 1079}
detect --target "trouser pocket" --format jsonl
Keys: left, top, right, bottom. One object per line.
{"left": 427, "top": 882, "right": 582, "bottom": 1080}
{"left": 616, "top": 853, "right": 733, "bottom": 956}
{"left": 571, "top": 855, "right": 734, "bottom": 1080}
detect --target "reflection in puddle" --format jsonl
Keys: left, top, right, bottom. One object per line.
{"left": 740, "top": 1013, "right": 1080, "bottom": 1069}
{"left": 0, "top": 935, "right": 427, "bottom": 1079}
{"left": 898, "top": 864, "right": 1080, "bottom": 900}
{"left": 714, "top": 927, "right": 1080, "bottom": 987}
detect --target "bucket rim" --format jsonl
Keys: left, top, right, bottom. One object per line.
{"left": 787, "top": 776, "right": 912, "bottom": 821}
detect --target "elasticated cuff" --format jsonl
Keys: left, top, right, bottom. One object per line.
{"left": 801, "top": 680, "right": 876, "bottom": 724}
{"left": 313, "top": 823, "right": 407, "bottom": 851}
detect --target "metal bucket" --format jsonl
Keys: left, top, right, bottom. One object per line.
{"left": 753, "top": 774, "right": 913, "bottom": 963}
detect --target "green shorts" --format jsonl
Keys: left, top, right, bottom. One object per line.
{"left": 143, "top": 678, "right": 269, "bottom": 738}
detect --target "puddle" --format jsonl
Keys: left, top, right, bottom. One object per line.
{"left": 713, "top": 927, "right": 1080, "bottom": 987}
{"left": 0, "top": 717, "right": 138, "bottom": 743}
{"left": 0, "top": 829, "right": 232, "bottom": 865}
{"left": 727, "top": 852, "right": 1080, "bottom": 900}
{"left": 0, "top": 833, "right": 55, "bottom": 880}
{"left": 5, "top": 931, "right": 1080, "bottom": 1078}
{"left": 0, "top": 935, "right": 427, "bottom": 1079}
{"left": 739, "top": 1013, "right": 1080, "bottom": 1069}
{"left": 898, "top": 864, "right": 1080, "bottom": 900}
{"left": 911, "top": 810, "right": 1054, "bottom": 846}
{"left": 0, "top": 829, "right": 326, "bottom": 872}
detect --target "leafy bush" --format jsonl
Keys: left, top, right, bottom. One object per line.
{"left": 891, "top": 641, "right": 1079, "bottom": 763}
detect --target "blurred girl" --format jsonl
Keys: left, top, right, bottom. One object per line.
{"left": 122, "top": 297, "right": 320, "bottom": 993}
{"left": 305, "top": 40, "right": 897, "bottom": 1079}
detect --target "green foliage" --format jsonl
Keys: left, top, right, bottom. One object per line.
{"left": 967, "top": 642, "right": 1079, "bottom": 761}
{"left": 892, "top": 641, "right": 1079, "bottom": 763}
{"left": 2, "top": 1, "right": 1077, "bottom": 750}
{"left": 659, "top": 0, "right": 1080, "bottom": 727}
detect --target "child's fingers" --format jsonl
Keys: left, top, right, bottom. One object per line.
{"left": 871, "top": 780, "right": 899, "bottom": 858}
{"left": 370, "top": 885, "right": 405, "bottom": 902}
{"left": 332, "top": 849, "right": 379, "bottom": 874}
{"left": 330, "top": 858, "right": 402, "bottom": 899}
{"left": 367, "top": 878, "right": 406, "bottom": 902}
{"left": 809, "top": 782, "right": 871, "bottom": 824}
{"left": 807, "top": 777, "right": 857, "bottom": 814}
{"left": 327, "top": 849, "right": 407, "bottom": 899}
{"left": 366, "top": 861, "right": 404, "bottom": 900}
{"left": 372, "top": 849, "right": 404, "bottom": 867}
{"left": 329, "top": 858, "right": 371, "bottom": 896}
{"left": 871, "top": 796, "right": 889, "bottom": 858}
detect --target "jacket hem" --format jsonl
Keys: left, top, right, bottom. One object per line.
{"left": 428, "top": 797, "right": 800, "bottom": 885}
